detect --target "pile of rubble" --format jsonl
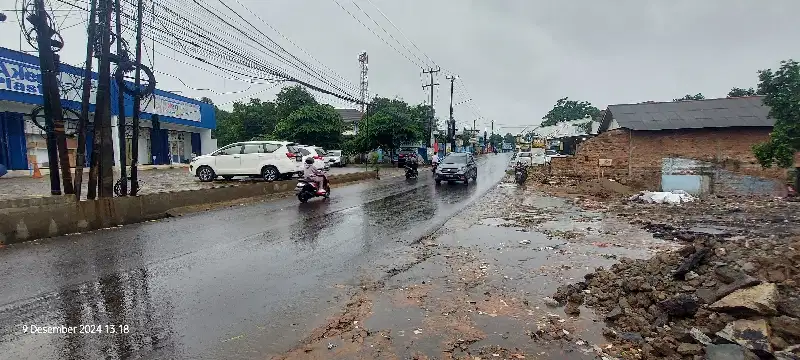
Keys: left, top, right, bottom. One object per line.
{"left": 553, "top": 233, "right": 800, "bottom": 359}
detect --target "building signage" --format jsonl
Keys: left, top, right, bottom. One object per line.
{"left": 143, "top": 94, "right": 201, "bottom": 122}
{"left": 0, "top": 56, "right": 97, "bottom": 104}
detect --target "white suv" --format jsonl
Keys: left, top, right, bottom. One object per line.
{"left": 190, "top": 141, "right": 303, "bottom": 182}
{"left": 296, "top": 145, "right": 330, "bottom": 171}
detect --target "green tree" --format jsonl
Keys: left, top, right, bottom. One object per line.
{"left": 200, "top": 96, "right": 214, "bottom": 104}
{"left": 673, "top": 93, "right": 705, "bottom": 101}
{"left": 503, "top": 133, "right": 515, "bottom": 144}
{"left": 347, "top": 96, "right": 424, "bottom": 153}
{"left": 727, "top": 87, "right": 759, "bottom": 97}
{"left": 752, "top": 59, "right": 800, "bottom": 169}
{"left": 489, "top": 133, "right": 503, "bottom": 147}
{"left": 275, "top": 85, "right": 317, "bottom": 121}
{"left": 213, "top": 108, "right": 242, "bottom": 147}
{"left": 273, "top": 104, "right": 344, "bottom": 148}
{"left": 234, "top": 98, "right": 277, "bottom": 140}
{"left": 541, "top": 97, "right": 601, "bottom": 127}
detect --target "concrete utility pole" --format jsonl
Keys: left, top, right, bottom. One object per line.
{"left": 89, "top": 0, "right": 115, "bottom": 198}
{"left": 129, "top": 0, "right": 145, "bottom": 196}
{"left": 114, "top": 0, "right": 127, "bottom": 196}
{"left": 446, "top": 75, "right": 457, "bottom": 151}
{"left": 74, "top": 0, "right": 98, "bottom": 200}
{"left": 422, "top": 67, "right": 440, "bottom": 148}
{"left": 28, "top": 0, "right": 75, "bottom": 194}
{"left": 356, "top": 51, "right": 368, "bottom": 134}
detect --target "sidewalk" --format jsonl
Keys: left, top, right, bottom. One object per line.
{"left": 0, "top": 166, "right": 381, "bottom": 201}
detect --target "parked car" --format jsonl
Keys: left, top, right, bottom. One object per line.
{"left": 396, "top": 148, "right": 418, "bottom": 168}
{"left": 190, "top": 141, "right": 302, "bottom": 182}
{"left": 515, "top": 151, "right": 533, "bottom": 166}
{"left": 435, "top": 152, "right": 478, "bottom": 185}
{"left": 325, "top": 150, "right": 346, "bottom": 167}
{"left": 296, "top": 145, "right": 330, "bottom": 172}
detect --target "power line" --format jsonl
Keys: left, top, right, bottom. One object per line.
{"left": 362, "top": 0, "right": 437, "bottom": 67}
{"left": 347, "top": 0, "right": 429, "bottom": 68}
{"left": 330, "top": 0, "right": 425, "bottom": 69}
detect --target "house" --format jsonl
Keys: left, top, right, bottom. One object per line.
{"left": 534, "top": 116, "right": 600, "bottom": 155}
{"left": 336, "top": 108, "right": 363, "bottom": 136}
{"left": 550, "top": 96, "right": 787, "bottom": 194}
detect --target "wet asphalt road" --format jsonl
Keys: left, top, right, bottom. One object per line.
{"left": 0, "top": 154, "right": 512, "bottom": 360}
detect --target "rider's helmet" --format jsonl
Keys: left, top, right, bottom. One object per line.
{"left": 305, "top": 157, "right": 314, "bottom": 164}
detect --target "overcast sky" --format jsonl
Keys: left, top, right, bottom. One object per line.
{"left": 1, "top": 0, "right": 799, "bottom": 135}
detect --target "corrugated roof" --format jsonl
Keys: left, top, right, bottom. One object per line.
{"left": 336, "top": 108, "right": 364, "bottom": 123}
{"left": 606, "top": 96, "right": 772, "bottom": 131}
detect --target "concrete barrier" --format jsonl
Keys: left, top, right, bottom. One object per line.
{"left": 0, "top": 171, "right": 377, "bottom": 245}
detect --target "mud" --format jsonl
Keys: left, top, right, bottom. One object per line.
{"left": 273, "top": 175, "right": 678, "bottom": 359}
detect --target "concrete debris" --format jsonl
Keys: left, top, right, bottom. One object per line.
{"left": 716, "top": 319, "right": 772, "bottom": 356}
{"left": 704, "top": 343, "right": 758, "bottom": 360}
{"left": 710, "top": 282, "right": 779, "bottom": 316}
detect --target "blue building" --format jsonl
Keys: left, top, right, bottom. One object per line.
{"left": 0, "top": 47, "right": 216, "bottom": 171}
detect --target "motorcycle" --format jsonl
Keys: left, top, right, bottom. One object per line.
{"left": 431, "top": 163, "right": 438, "bottom": 173}
{"left": 405, "top": 164, "right": 419, "bottom": 179}
{"left": 514, "top": 164, "right": 528, "bottom": 185}
{"left": 295, "top": 174, "right": 330, "bottom": 203}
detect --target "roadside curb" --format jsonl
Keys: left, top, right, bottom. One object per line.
{"left": 0, "top": 171, "right": 378, "bottom": 245}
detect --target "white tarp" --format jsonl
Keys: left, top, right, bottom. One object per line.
{"left": 629, "top": 190, "right": 695, "bottom": 204}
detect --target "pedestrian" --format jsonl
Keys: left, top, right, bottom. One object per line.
{"left": 431, "top": 152, "right": 440, "bottom": 167}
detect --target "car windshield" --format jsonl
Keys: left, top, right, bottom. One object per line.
{"left": 443, "top": 154, "right": 467, "bottom": 163}
{"left": 519, "top": 153, "right": 531, "bottom": 157}
{"left": 546, "top": 150, "right": 557, "bottom": 155}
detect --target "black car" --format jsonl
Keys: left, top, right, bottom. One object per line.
{"left": 396, "top": 148, "right": 417, "bottom": 167}
{"left": 434, "top": 153, "right": 478, "bottom": 185}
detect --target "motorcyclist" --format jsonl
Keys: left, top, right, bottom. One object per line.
{"left": 405, "top": 153, "right": 419, "bottom": 173}
{"left": 431, "top": 153, "right": 440, "bottom": 167}
{"left": 303, "top": 157, "right": 326, "bottom": 194}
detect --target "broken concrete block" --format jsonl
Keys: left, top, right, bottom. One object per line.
{"left": 605, "top": 306, "right": 623, "bottom": 321}
{"left": 705, "top": 343, "right": 758, "bottom": 360}
{"left": 716, "top": 319, "right": 772, "bottom": 356}
{"left": 710, "top": 283, "right": 778, "bottom": 316}
{"left": 658, "top": 293, "right": 700, "bottom": 317}
{"left": 677, "top": 342, "right": 702, "bottom": 355}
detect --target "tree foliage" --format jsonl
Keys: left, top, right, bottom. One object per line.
{"left": 489, "top": 133, "right": 503, "bottom": 147}
{"left": 752, "top": 59, "right": 800, "bottom": 169}
{"left": 503, "top": 133, "right": 515, "bottom": 144}
{"left": 273, "top": 104, "right": 343, "bottom": 148}
{"left": 673, "top": 93, "right": 705, "bottom": 101}
{"left": 347, "top": 96, "right": 426, "bottom": 153}
{"left": 727, "top": 87, "right": 761, "bottom": 97}
{"left": 541, "top": 97, "right": 601, "bottom": 127}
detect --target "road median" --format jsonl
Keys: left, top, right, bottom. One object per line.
{"left": 0, "top": 171, "right": 377, "bottom": 245}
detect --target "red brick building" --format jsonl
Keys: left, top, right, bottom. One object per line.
{"left": 550, "top": 96, "right": 789, "bottom": 192}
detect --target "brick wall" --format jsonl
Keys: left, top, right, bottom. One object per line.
{"left": 549, "top": 127, "right": 788, "bottom": 190}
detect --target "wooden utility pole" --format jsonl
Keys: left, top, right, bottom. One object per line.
{"left": 422, "top": 67, "right": 440, "bottom": 148}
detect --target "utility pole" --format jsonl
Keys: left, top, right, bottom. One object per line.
{"left": 446, "top": 75, "right": 457, "bottom": 151}
{"left": 28, "top": 0, "right": 70, "bottom": 195}
{"left": 114, "top": 0, "right": 127, "bottom": 196}
{"left": 89, "top": 0, "right": 115, "bottom": 198}
{"left": 74, "top": 0, "right": 98, "bottom": 200}
{"left": 491, "top": 120, "right": 494, "bottom": 151}
{"left": 422, "top": 67, "right": 440, "bottom": 148}
{"left": 129, "top": 0, "right": 144, "bottom": 196}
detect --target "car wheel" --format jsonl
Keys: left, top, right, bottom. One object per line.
{"left": 197, "top": 166, "right": 216, "bottom": 182}
{"left": 261, "top": 166, "right": 279, "bottom": 182}
{"left": 222, "top": 175, "right": 234, "bottom": 181}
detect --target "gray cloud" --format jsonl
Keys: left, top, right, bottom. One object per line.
{"left": 1, "top": 0, "right": 799, "bottom": 135}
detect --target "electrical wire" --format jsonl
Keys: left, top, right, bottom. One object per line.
{"left": 330, "top": 0, "right": 425, "bottom": 69}
{"left": 362, "top": 0, "right": 437, "bottom": 68}
{"left": 348, "top": 0, "right": 429, "bottom": 68}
